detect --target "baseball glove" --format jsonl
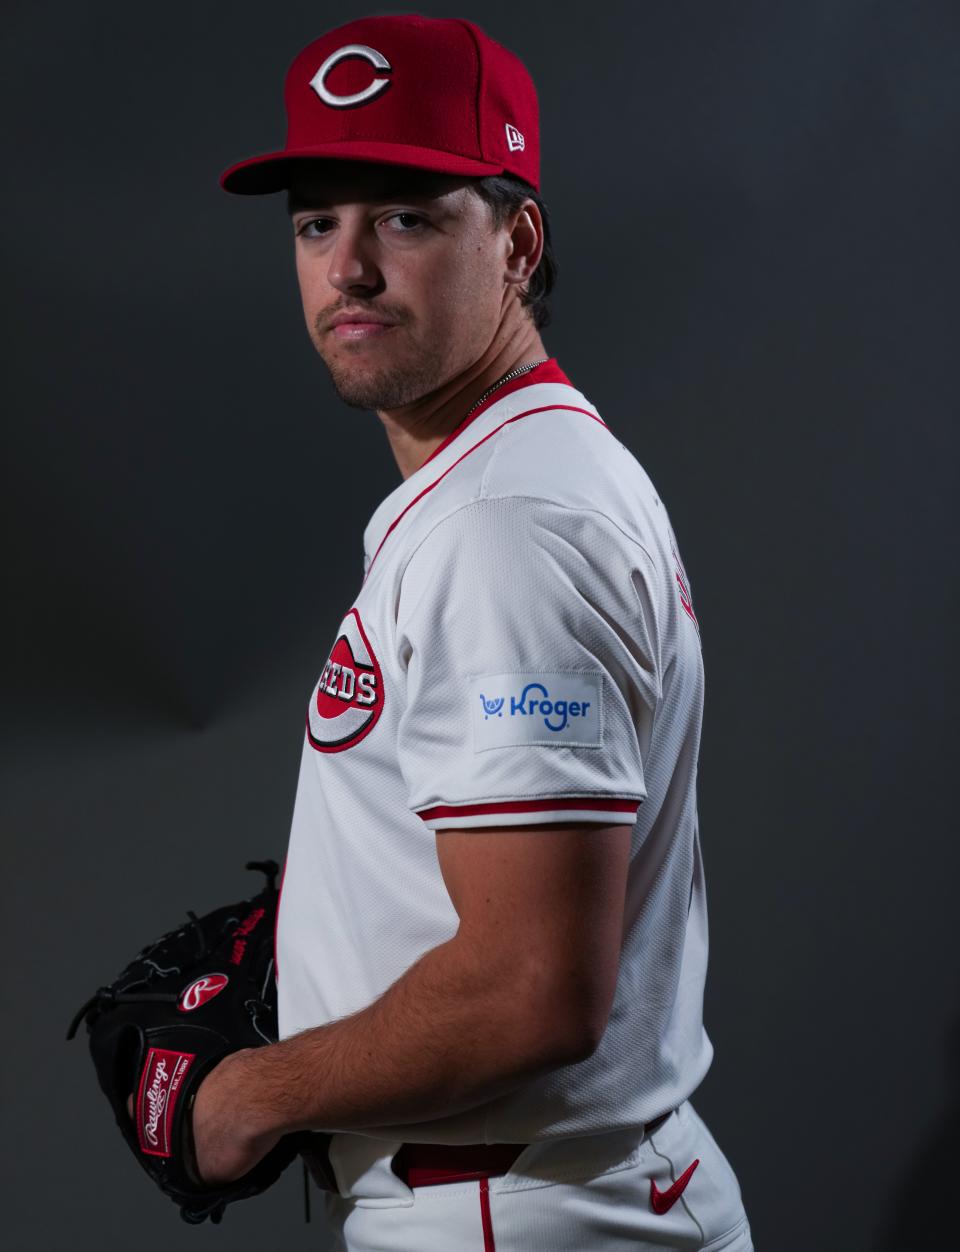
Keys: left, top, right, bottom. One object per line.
{"left": 67, "top": 859, "right": 320, "bottom": 1224}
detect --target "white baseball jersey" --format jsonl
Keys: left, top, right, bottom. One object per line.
{"left": 277, "top": 358, "right": 714, "bottom": 1144}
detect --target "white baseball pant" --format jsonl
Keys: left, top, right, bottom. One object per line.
{"left": 320, "top": 1100, "right": 752, "bottom": 1251}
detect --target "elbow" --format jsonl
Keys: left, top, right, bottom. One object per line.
{"left": 522, "top": 971, "right": 616, "bottom": 1069}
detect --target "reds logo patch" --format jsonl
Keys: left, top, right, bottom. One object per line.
{"left": 307, "top": 608, "right": 384, "bottom": 752}
{"left": 178, "top": 973, "right": 229, "bottom": 1012}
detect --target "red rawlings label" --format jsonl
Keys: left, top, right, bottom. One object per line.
{"left": 136, "top": 1048, "right": 194, "bottom": 1157}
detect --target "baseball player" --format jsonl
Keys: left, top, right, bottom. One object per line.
{"left": 194, "top": 14, "right": 753, "bottom": 1251}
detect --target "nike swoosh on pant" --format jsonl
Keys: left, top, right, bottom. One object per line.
{"left": 650, "top": 1158, "right": 700, "bottom": 1215}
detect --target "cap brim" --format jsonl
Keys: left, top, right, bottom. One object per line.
{"left": 220, "top": 141, "right": 506, "bottom": 195}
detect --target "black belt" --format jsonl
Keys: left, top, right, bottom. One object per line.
{"left": 302, "top": 1109, "right": 675, "bottom": 1194}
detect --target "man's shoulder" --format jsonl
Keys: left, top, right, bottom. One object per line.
{"left": 401, "top": 433, "right": 669, "bottom": 587}
{"left": 479, "top": 388, "right": 665, "bottom": 555}
{"left": 364, "top": 380, "right": 670, "bottom": 579}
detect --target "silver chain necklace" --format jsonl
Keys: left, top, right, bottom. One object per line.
{"left": 463, "top": 358, "right": 550, "bottom": 419}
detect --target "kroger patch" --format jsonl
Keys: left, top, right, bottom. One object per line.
{"left": 471, "top": 673, "right": 603, "bottom": 751}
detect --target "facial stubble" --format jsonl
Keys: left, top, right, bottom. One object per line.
{"left": 314, "top": 317, "right": 451, "bottom": 412}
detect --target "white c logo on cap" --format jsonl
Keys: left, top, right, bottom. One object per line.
{"left": 310, "top": 43, "right": 393, "bottom": 109}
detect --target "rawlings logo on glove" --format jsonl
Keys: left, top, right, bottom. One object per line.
{"left": 179, "top": 974, "right": 230, "bottom": 1012}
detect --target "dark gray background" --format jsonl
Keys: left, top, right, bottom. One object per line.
{"left": 4, "top": 1, "right": 957, "bottom": 1248}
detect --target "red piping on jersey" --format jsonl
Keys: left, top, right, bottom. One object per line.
{"left": 364, "top": 402, "right": 608, "bottom": 579}
{"left": 273, "top": 856, "right": 287, "bottom": 983}
{"left": 422, "top": 358, "right": 572, "bottom": 469}
{"left": 417, "top": 797, "right": 640, "bottom": 822}
{"left": 479, "top": 1177, "right": 496, "bottom": 1252}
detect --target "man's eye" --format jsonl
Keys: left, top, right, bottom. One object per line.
{"left": 297, "top": 218, "right": 333, "bottom": 238}
{"left": 295, "top": 213, "right": 425, "bottom": 237}
{"left": 385, "top": 212, "right": 426, "bottom": 232}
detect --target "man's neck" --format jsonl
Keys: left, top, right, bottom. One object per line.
{"left": 378, "top": 330, "right": 549, "bottom": 480}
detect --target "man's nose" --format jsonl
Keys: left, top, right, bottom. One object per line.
{"left": 327, "top": 223, "right": 381, "bottom": 295}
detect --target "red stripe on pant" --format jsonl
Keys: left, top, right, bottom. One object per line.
{"left": 479, "top": 1177, "right": 496, "bottom": 1251}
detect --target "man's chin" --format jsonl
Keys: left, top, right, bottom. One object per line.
{"left": 324, "top": 357, "right": 441, "bottom": 413}
{"left": 331, "top": 381, "right": 400, "bottom": 410}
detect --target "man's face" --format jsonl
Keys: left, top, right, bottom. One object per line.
{"left": 288, "top": 161, "right": 514, "bottom": 411}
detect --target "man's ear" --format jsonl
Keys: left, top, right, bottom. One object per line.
{"left": 504, "top": 201, "right": 544, "bottom": 287}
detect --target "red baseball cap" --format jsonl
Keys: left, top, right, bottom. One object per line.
{"left": 220, "top": 14, "right": 540, "bottom": 195}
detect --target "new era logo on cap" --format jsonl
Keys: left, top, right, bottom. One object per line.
{"left": 220, "top": 16, "right": 541, "bottom": 195}
{"left": 505, "top": 123, "right": 525, "bottom": 152}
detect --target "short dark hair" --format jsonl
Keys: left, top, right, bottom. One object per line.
{"left": 471, "top": 174, "right": 557, "bottom": 330}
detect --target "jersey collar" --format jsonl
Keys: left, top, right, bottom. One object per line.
{"left": 361, "top": 359, "right": 590, "bottom": 575}
{"left": 419, "top": 358, "right": 572, "bottom": 470}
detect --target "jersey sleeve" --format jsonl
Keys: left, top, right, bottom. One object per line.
{"left": 395, "top": 496, "right": 663, "bottom": 830}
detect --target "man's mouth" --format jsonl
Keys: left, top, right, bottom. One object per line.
{"left": 327, "top": 308, "right": 398, "bottom": 338}
{"left": 330, "top": 322, "right": 396, "bottom": 340}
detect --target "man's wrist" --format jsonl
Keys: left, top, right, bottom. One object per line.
{"left": 245, "top": 1046, "right": 298, "bottom": 1141}
{"left": 210, "top": 1047, "right": 292, "bottom": 1144}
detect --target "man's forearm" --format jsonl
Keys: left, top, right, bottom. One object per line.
{"left": 233, "top": 932, "right": 584, "bottom": 1142}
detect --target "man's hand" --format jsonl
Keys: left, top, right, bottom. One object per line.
{"left": 188, "top": 1050, "right": 282, "bottom": 1185}
{"left": 126, "top": 1050, "right": 282, "bottom": 1187}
